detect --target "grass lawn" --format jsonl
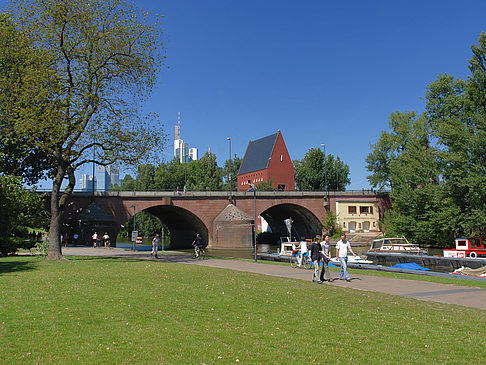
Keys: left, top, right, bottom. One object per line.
{"left": 0, "top": 256, "right": 484, "bottom": 364}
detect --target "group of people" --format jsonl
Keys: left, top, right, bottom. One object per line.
{"left": 306, "top": 233, "right": 356, "bottom": 283}
{"left": 91, "top": 232, "right": 111, "bottom": 248}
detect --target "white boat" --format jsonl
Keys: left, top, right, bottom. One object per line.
{"left": 330, "top": 255, "right": 373, "bottom": 265}
{"left": 368, "top": 237, "right": 427, "bottom": 255}
{"left": 279, "top": 237, "right": 303, "bottom": 256}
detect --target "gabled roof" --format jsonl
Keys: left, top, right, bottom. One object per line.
{"left": 238, "top": 132, "right": 278, "bottom": 175}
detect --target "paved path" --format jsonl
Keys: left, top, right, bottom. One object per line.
{"left": 62, "top": 246, "right": 486, "bottom": 310}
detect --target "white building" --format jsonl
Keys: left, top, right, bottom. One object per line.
{"left": 79, "top": 174, "right": 94, "bottom": 192}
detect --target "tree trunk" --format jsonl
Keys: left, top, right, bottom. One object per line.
{"left": 47, "top": 168, "right": 65, "bottom": 260}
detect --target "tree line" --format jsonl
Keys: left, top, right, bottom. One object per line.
{"left": 115, "top": 151, "right": 350, "bottom": 192}
{"left": 366, "top": 32, "right": 486, "bottom": 246}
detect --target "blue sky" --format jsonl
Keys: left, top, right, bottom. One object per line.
{"left": 37, "top": 1, "right": 486, "bottom": 189}
{"left": 124, "top": 0, "right": 486, "bottom": 190}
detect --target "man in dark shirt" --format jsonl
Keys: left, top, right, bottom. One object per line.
{"left": 309, "top": 238, "right": 322, "bottom": 283}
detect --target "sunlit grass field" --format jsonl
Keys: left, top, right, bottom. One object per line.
{"left": 0, "top": 256, "right": 484, "bottom": 364}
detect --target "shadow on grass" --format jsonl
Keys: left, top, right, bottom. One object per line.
{"left": 0, "top": 259, "right": 37, "bottom": 275}
{"left": 66, "top": 256, "right": 141, "bottom": 263}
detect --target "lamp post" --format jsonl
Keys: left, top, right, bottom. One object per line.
{"left": 249, "top": 183, "right": 257, "bottom": 261}
{"left": 226, "top": 137, "right": 232, "bottom": 202}
{"left": 161, "top": 226, "right": 165, "bottom": 252}
{"left": 321, "top": 144, "right": 326, "bottom": 191}
{"left": 129, "top": 204, "right": 136, "bottom": 251}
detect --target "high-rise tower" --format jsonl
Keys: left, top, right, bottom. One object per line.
{"left": 174, "top": 112, "right": 198, "bottom": 163}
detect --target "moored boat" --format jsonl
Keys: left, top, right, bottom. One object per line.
{"left": 330, "top": 255, "right": 373, "bottom": 265}
{"left": 453, "top": 265, "right": 486, "bottom": 277}
{"left": 443, "top": 237, "right": 486, "bottom": 259}
{"left": 368, "top": 236, "right": 427, "bottom": 255}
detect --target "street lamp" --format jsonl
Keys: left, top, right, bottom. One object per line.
{"left": 321, "top": 144, "right": 326, "bottom": 191}
{"left": 249, "top": 183, "right": 257, "bottom": 262}
{"left": 227, "top": 137, "right": 232, "bottom": 202}
{"left": 129, "top": 204, "right": 136, "bottom": 250}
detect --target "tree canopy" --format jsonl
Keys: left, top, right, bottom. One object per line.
{"left": 366, "top": 32, "right": 486, "bottom": 245}
{"left": 2, "top": 0, "right": 166, "bottom": 259}
{"left": 0, "top": 14, "right": 55, "bottom": 183}
{"left": 294, "top": 148, "right": 350, "bottom": 191}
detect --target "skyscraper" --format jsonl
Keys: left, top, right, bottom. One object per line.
{"left": 96, "top": 165, "right": 120, "bottom": 191}
{"left": 174, "top": 112, "right": 198, "bottom": 163}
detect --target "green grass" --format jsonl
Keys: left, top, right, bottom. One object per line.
{"left": 0, "top": 256, "right": 485, "bottom": 364}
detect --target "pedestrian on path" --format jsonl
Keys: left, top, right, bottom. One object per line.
{"left": 309, "top": 237, "right": 322, "bottom": 283}
{"left": 319, "top": 235, "right": 332, "bottom": 282}
{"left": 151, "top": 234, "right": 160, "bottom": 258}
{"left": 297, "top": 240, "right": 308, "bottom": 267}
{"left": 335, "top": 234, "right": 356, "bottom": 282}
{"left": 92, "top": 232, "right": 98, "bottom": 248}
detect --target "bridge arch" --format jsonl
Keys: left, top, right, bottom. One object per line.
{"left": 143, "top": 205, "right": 208, "bottom": 249}
{"left": 260, "top": 203, "right": 322, "bottom": 241}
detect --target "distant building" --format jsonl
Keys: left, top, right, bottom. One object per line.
{"left": 174, "top": 112, "right": 198, "bottom": 163}
{"left": 79, "top": 174, "right": 94, "bottom": 192}
{"left": 237, "top": 130, "right": 295, "bottom": 191}
{"left": 335, "top": 200, "right": 380, "bottom": 233}
{"left": 96, "top": 165, "right": 120, "bottom": 191}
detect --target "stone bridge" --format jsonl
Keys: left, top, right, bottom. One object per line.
{"left": 63, "top": 190, "right": 384, "bottom": 249}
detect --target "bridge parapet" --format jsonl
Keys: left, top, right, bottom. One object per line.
{"left": 69, "top": 190, "right": 380, "bottom": 198}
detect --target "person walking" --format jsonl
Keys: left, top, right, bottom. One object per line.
{"left": 335, "top": 234, "right": 356, "bottom": 282}
{"left": 297, "top": 239, "right": 308, "bottom": 267}
{"left": 151, "top": 234, "right": 160, "bottom": 258}
{"left": 319, "top": 235, "right": 332, "bottom": 282}
{"left": 92, "top": 232, "right": 98, "bottom": 248}
{"left": 309, "top": 238, "right": 322, "bottom": 283}
{"left": 102, "top": 232, "right": 110, "bottom": 248}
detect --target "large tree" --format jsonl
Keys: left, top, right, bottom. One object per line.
{"left": 367, "top": 32, "right": 486, "bottom": 244}
{"left": 426, "top": 33, "right": 486, "bottom": 237}
{"left": 294, "top": 148, "right": 350, "bottom": 191}
{"left": 5, "top": 0, "right": 166, "bottom": 259}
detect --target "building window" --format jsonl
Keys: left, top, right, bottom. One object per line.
{"left": 360, "top": 206, "right": 370, "bottom": 214}
{"left": 280, "top": 154, "right": 283, "bottom": 162}
{"left": 348, "top": 206, "right": 357, "bottom": 214}
{"left": 277, "top": 184, "right": 285, "bottom": 191}
{"left": 343, "top": 222, "right": 346, "bottom": 227}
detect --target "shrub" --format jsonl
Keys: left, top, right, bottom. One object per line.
{"left": 0, "top": 237, "right": 27, "bottom": 256}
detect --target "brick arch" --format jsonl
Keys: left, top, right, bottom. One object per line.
{"left": 260, "top": 203, "right": 322, "bottom": 241}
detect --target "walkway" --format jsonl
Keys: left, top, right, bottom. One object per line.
{"left": 62, "top": 246, "right": 486, "bottom": 310}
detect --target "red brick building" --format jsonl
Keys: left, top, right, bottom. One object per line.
{"left": 237, "top": 130, "right": 295, "bottom": 191}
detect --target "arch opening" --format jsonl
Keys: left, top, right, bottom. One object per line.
{"left": 144, "top": 205, "right": 209, "bottom": 249}
{"left": 260, "top": 203, "right": 322, "bottom": 242}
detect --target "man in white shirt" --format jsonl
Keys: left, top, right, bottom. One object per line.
{"left": 298, "top": 240, "right": 308, "bottom": 267}
{"left": 335, "top": 234, "right": 356, "bottom": 282}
